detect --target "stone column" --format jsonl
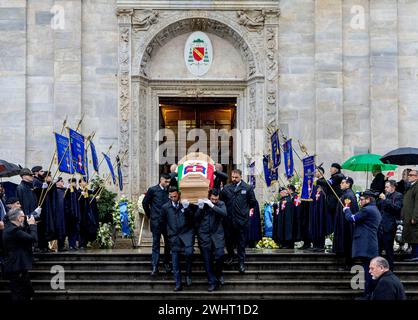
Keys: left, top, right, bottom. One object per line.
{"left": 26, "top": 0, "right": 55, "bottom": 167}
{"left": 117, "top": 8, "right": 133, "bottom": 196}
{"left": 0, "top": 1, "right": 27, "bottom": 165}
{"left": 398, "top": 1, "right": 418, "bottom": 147}
{"left": 369, "top": 0, "right": 398, "bottom": 155}
{"left": 315, "top": 0, "right": 343, "bottom": 168}
{"left": 342, "top": 0, "right": 371, "bottom": 159}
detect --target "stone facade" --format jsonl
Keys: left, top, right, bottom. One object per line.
{"left": 1, "top": 0, "right": 418, "bottom": 200}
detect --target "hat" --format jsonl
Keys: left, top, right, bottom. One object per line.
{"left": 279, "top": 186, "right": 287, "bottom": 192}
{"left": 20, "top": 168, "right": 34, "bottom": 177}
{"left": 361, "top": 190, "right": 378, "bottom": 199}
{"left": 316, "top": 165, "right": 325, "bottom": 174}
{"left": 5, "top": 196, "right": 19, "bottom": 205}
{"left": 31, "top": 166, "right": 43, "bottom": 173}
{"left": 343, "top": 176, "right": 354, "bottom": 186}
{"left": 331, "top": 163, "right": 342, "bottom": 171}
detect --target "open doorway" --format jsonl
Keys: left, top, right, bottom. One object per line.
{"left": 159, "top": 96, "right": 237, "bottom": 180}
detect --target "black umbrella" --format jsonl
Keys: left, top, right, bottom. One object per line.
{"left": 380, "top": 147, "right": 418, "bottom": 166}
{"left": 0, "top": 159, "right": 22, "bottom": 178}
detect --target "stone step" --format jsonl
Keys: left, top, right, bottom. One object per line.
{"left": 33, "top": 251, "right": 340, "bottom": 262}
{"left": 3, "top": 279, "right": 378, "bottom": 291}
{"left": 26, "top": 269, "right": 418, "bottom": 281}
{"left": 3, "top": 289, "right": 418, "bottom": 300}
{"left": 31, "top": 260, "right": 418, "bottom": 271}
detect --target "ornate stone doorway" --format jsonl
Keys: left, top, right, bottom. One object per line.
{"left": 116, "top": 5, "right": 280, "bottom": 200}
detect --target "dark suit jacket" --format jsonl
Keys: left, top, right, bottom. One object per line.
{"left": 221, "top": 181, "right": 256, "bottom": 229}
{"left": 370, "top": 271, "right": 406, "bottom": 300}
{"left": 377, "top": 191, "right": 403, "bottom": 233}
{"left": 16, "top": 180, "right": 38, "bottom": 216}
{"left": 195, "top": 201, "right": 227, "bottom": 249}
{"left": 2, "top": 221, "right": 38, "bottom": 273}
{"left": 161, "top": 201, "right": 195, "bottom": 251}
{"left": 344, "top": 203, "right": 381, "bottom": 259}
{"left": 142, "top": 184, "right": 169, "bottom": 233}
{"left": 370, "top": 172, "right": 386, "bottom": 194}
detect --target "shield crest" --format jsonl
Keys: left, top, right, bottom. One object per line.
{"left": 193, "top": 47, "right": 204, "bottom": 61}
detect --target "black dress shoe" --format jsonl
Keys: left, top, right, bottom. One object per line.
{"left": 239, "top": 264, "right": 246, "bottom": 274}
{"left": 208, "top": 284, "right": 216, "bottom": 292}
{"left": 186, "top": 276, "right": 192, "bottom": 286}
{"left": 150, "top": 267, "right": 159, "bottom": 276}
{"left": 218, "top": 275, "right": 225, "bottom": 286}
{"left": 224, "top": 257, "right": 233, "bottom": 265}
{"left": 173, "top": 286, "right": 183, "bottom": 292}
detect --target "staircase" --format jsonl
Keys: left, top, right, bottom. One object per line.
{"left": 1, "top": 249, "right": 417, "bottom": 300}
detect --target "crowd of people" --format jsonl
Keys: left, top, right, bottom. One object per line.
{"left": 1, "top": 161, "right": 413, "bottom": 300}
{"left": 0, "top": 166, "right": 99, "bottom": 300}
{"left": 143, "top": 163, "right": 412, "bottom": 299}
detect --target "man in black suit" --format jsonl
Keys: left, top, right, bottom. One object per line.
{"left": 2, "top": 208, "right": 38, "bottom": 301}
{"left": 221, "top": 169, "right": 256, "bottom": 273}
{"left": 142, "top": 173, "right": 171, "bottom": 275}
{"left": 377, "top": 180, "right": 403, "bottom": 271}
{"left": 370, "top": 165, "right": 386, "bottom": 194}
{"left": 161, "top": 187, "right": 195, "bottom": 291}
{"left": 369, "top": 256, "right": 406, "bottom": 300}
{"left": 195, "top": 189, "right": 227, "bottom": 291}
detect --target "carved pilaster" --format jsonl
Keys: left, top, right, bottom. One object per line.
{"left": 117, "top": 9, "right": 133, "bottom": 195}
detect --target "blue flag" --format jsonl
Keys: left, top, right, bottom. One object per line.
{"left": 54, "top": 133, "right": 74, "bottom": 174}
{"left": 119, "top": 200, "right": 130, "bottom": 236}
{"left": 103, "top": 152, "right": 116, "bottom": 184}
{"left": 248, "top": 161, "right": 256, "bottom": 188}
{"left": 283, "top": 139, "right": 294, "bottom": 179}
{"left": 117, "top": 155, "right": 123, "bottom": 191}
{"left": 301, "top": 155, "right": 315, "bottom": 200}
{"left": 263, "top": 204, "right": 273, "bottom": 238}
{"left": 69, "top": 128, "right": 86, "bottom": 175}
{"left": 90, "top": 141, "right": 99, "bottom": 173}
{"left": 263, "top": 155, "right": 272, "bottom": 187}
{"left": 271, "top": 130, "right": 281, "bottom": 169}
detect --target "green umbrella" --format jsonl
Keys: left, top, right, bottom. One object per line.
{"left": 342, "top": 154, "right": 398, "bottom": 172}
{"left": 342, "top": 153, "right": 398, "bottom": 189}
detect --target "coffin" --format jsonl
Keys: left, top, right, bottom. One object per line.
{"left": 177, "top": 152, "right": 215, "bottom": 204}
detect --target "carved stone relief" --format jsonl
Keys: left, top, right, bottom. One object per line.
{"left": 132, "top": 10, "right": 159, "bottom": 31}
{"left": 236, "top": 10, "right": 265, "bottom": 32}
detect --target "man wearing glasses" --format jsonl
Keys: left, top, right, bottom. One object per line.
{"left": 402, "top": 169, "right": 418, "bottom": 262}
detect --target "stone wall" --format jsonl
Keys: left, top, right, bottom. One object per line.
{"left": 1, "top": 0, "right": 418, "bottom": 192}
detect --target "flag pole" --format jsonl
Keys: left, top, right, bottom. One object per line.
{"left": 296, "top": 138, "right": 345, "bottom": 208}
{"left": 89, "top": 150, "right": 128, "bottom": 204}
{"left": 38, "top": 116, "right": 67, "bottom": 206}
{"left": 39, "top": 113, "right": 85, "bottom": 208}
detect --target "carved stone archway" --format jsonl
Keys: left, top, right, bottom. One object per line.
{"left": 116, "top": 7, "right": 280, "bottom": 201}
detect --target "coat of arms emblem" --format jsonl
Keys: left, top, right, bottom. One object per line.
{"left": 184, "top": 31, "right": 213, "bottom": 76}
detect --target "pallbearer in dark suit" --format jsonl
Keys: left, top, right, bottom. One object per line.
{"left": 161, "top": 187, "right": 195, "bottom": 291}
{"left": 195, "top": 189, "right": 227, "bottom": 292}
{"left": 221, "top": 169, "right": 256, "bottom": 273}
{"left": 142, "top": 173, "right": 171, "bottom": 276}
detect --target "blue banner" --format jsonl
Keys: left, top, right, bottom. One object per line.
{"left": 69, "top": 128, "right": 86, "bottom": 175}
{"left": 283, "top": 139, "right": 294, "bottom": 179}
{"left": 103, "top": 152, "right": 116, "bottom": 184}
{"left": 117, "top": 155, "right": 123, "bottom": 191}
{"left": 301, "top": 155, "right": 315, "bottom": 200}
{"left": 271, "top": 130, "right": 281, "bottom": 168}
{"left": 119, "top": 200, "right": 130, "bottom": 236}
{"left": 90, "top": 141, "right": 99, "bottom": 173}
{"left": 263, "top": 203, "right": 273, "bottom": 238}
{"left": 54, "top": 133, "right": 74, "bottom": 174}
{"left": 248, "top": 161, "right": 256, "bottom": 188}
{"left": 263, "top": 155, "right": 272, "bottom": 187}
